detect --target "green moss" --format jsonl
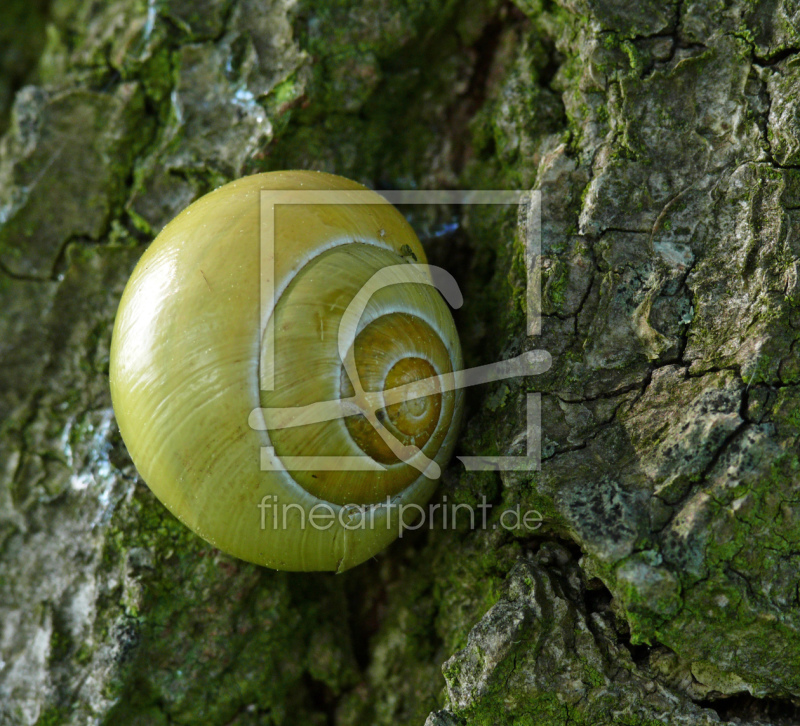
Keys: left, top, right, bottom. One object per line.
{"left": 263, "top": 73, "right": 304, "bottom": 134}
{"left": 620, "top": 39, "right": 645, "bottom": 75}
{"left": 545, "top": 260, "right": 570, "bottom": 309}
{"left": 607, "top": 450, "right": 800, "bottom": 690}
{"left": 458, "top": 691, "right": 567, "bottom": 726}
{"left": 74, "top": 642, "right": 94, "bottom": 666}
{"left": 35, "top": 707, "right": 68, "bottom": 726}
{"left": 517, "top": 485, "right": 565, "bottom": 535}
{"left": 0, "top": 0, "right": 49, "bottom": 134}
{"left": 741, "top": 352, "right": 773, "bottom": 385}
{"left": 610, "top": 553, "right": 683, "bottom": 644}
{"left": 98, "top": 481, "right": 366, "bottom": 724}
{"left": 254, "top": 0, "right": 466, "bottom": 184}
{"left": 137, "top": 47, "right": 177, "bottom": 108}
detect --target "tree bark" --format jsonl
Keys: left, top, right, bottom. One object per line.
{"left": 2, "top": 0, "right": 800, "bottom": 724}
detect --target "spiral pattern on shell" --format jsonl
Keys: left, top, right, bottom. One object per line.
{"left": 110, "top": 171, "right": 464, "bottom": 571}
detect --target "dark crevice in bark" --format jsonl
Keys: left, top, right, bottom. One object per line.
{"left": 343, "top": 568, "right": 388, "bottom": 673}
{"left": 592, "top": 226, "right": 653, "bottom": 236}
{"left": 618, "top": 633, "right": 652, "bottom": 667}
{"left": 49, "top": 235, "right": 90, "bottom": 282}
{"left": 581, "top": 564, "right": 656, "bottom": 668}
{"left": 0, "top": 0, "right": 54, "bottom": 135}
{"left": 698, "top": 692, "right": 800, "bottom": 724}
{"left": 753, "top": 47, "right": 800, "bottom": 67}
{"left": 448, "top": 3, "right": 521, "bottom": 176}
{"left": 624, "top": 365, "right": 655, "bottom": 410}
{"left": 302, "top": 673, "right": 338, "bottom": 726}
{"left": 684, "top": 364, "right": 741, "bottom": 379}
{"left": 542, "top": 440, "right": 588, "bottom": 461}
{"left": 0, "top": 258, "right": 53, "bottom": 283}
{"left": 558, "top": 377, "right": 650, "bottom": 403}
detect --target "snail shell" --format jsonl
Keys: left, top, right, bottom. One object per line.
{"left": 109, "top": 171, "right": 464, "bottom": 572}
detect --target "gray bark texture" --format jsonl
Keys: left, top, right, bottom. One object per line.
{"left": 1, "top": 0, "right": 800, "bottom": 724}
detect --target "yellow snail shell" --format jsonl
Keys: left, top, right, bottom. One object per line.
{"left": 109, "top": 171, "right": 464, "bottom": 572}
